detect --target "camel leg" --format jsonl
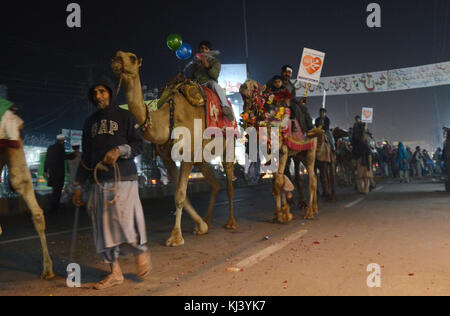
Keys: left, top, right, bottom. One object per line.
{"left": 166, "top": 162, "right": 194, "bottom": 247}
{"left": 222, "top": 162, "right": 238, "bottom": 230}
{"left": 196, "top": 163, "right": 220, "bottom": 229}
{"left": 281, "top": 191, "right": 293, "bottom": 223}
{"left": 356, "top": 160, "right": 365, "bottom": 194}
{"left": 273, "top": 178, "right": 283, "bottom": 222}
{"left": 294, "top": 156, "right": 307, "bottom": 210}
{"left": 305, "top": 161, "right": 318, "bottom": 219}
{"left": 161, "top": 154, "right": 208, "bottom": 236}
{"left": 275, "top": 146, "right": 291, "bottom": 223}
{"left": 330, "top": 158, "right": 337, "bottom": 200}
{"left": 6, "top": 146, "right": 54, "bottom": 279}
{"left": 305, "top": 142, "right": 319, "bottom": 219}
{"left": 318, "top": 162, "right": 331, "bottom": 201}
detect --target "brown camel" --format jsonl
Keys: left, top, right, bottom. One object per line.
{"left": 315, "top": 133, "right": 336, "bottom": 201}
{"left": 239, "top": 79, "right": 322, "bottom": 221}
{"left": 111, "top": 51, "right": 237, "bottom": 247}
{"left": 0, "top": 141, "right": 54, "bottom": 279}
{"left": 334, "top": 128, "right": 354, "bottom": 186}
{"left": 352, "top": 127, "right": 375, "bottom": 194}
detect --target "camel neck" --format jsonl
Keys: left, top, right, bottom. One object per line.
{"left": 123, "top": 75, "right": 146, "bottom": 125}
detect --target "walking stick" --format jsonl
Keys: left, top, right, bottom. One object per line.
{"left": 69, "top": 206, "right": 80, "bottom": 261}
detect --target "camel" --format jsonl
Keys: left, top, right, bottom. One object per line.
{"left": 334, "top": 128, "right": 354, "bottom": 186}
{"left": 352, "top": 126, "right": 375, "bottom": 194}
{"left": 315, "top": 132, "right": 336, "bottom": 201}
{"left": 111, "top": 51, "right": 237, "bottom": 247}
{"left": 239, "top": 79, "right": 322, "bottom": 221}
{"left": 0, "top": 140, "right": 54, "bottom": 280}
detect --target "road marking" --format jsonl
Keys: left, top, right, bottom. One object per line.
{"left": 0, "top": 227, "right": 92, "bottom": 246}
{"left": 228, "top": 229, "right": 308, "bottom": 272}
{"left": 374, "top": 186, "right": 384, "bottom": 192}
{"left": 345, "top": 197, "right": 365, "bottom": 208}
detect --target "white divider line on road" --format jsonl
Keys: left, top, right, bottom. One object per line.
{"left": 0, "top": 227, "right": 92, "bottom": 246}
{"left": 374, "top": 186, "right": 384, "bottom": 192}
{"left": 345, "top": 197, "right": 365, "bottom": 208}
{"left": 228, "top": 229, "right": 308, "bottom": 272}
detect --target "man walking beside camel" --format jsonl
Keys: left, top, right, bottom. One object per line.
{"left": 73, "top": 78, "right": 151, "bottom": 290}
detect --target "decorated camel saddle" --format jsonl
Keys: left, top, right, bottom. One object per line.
{"left": 239, "top": 82, "right": 314, "bottom": 152}
{"left": 156, "top": 79, "right": 237, "bottom": 131}
{"left": 0, "top": 97, "right": 23, "bottom": 149}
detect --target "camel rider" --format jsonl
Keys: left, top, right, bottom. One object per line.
{"left": 185, "top": 40, "right": 235, "bottom": 121}
{"left": 352, "top": 115, "right": 370, "bottom": 160}
{"left": 315, "top": 108, "right": 336, "bottom": 152}
{"left": 72, "top": 78, "right": 151, "bottom": 290}
{"left": 267, "top": 65, "right": 314, "bottom": 135}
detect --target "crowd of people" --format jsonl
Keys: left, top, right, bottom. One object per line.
{"left": 373, "top": 141, "right": 445, "bottom": 183}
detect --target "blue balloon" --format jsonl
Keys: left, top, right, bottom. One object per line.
{"left": 176, "top": 43, "right": 192, "bottom": 60}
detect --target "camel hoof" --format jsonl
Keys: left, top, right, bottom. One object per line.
{"left": 282, "top": 213, "right": 293, "bottom": 223}
{"left": 41, "top": 271, "right": 55, "bottom": 280}
{"left": 225, "top": 219, "right": 238, "bottom": 230}
{"left": 194, "top": 222, "right": 209, "bottom": 236}
{"left": 304, "top": 214, "right": 315, "bottom": 220}
{"left": 166, "top": 229, "right": 185, "bottom": 247}
{"left": 274, "top": 210, "right": 283, "bottom": 223}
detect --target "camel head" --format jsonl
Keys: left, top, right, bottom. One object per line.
{"left": 111, "top": 51, "right": 143, "bottom": 79}
{"left": 239, "top": 79, "right": 266, "bottom": 106}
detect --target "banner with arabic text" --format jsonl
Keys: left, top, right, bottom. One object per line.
{"left": 295, "top": 61, "right": 450, "bottom": 97}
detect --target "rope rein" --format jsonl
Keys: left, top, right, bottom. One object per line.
{"left": 81, "top": 160, "right": 121, "bottom": 206}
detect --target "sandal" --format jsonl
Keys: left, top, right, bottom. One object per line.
{"left": 136, "top": 252, "right": 152, "bottom": 280}
{"left": 94, "top": 274, "right": 124, "bottom": 290}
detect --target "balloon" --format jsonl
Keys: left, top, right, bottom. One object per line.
{"left": 176, "top": 43, "right": 192, "bottom": 60}
{"left": 167, "top": 34, "right": 183, "bottom": 51}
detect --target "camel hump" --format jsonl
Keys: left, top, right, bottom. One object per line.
{"left": 179, "top": 80, "right": 206, "bottom": 107}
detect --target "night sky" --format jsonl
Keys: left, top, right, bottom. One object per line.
{"left": 0, "top": 0, "right": 449, "bottom": 149}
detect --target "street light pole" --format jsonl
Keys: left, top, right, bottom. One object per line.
{"left": 243, "top": 0, "right": 250, "bottom": 79}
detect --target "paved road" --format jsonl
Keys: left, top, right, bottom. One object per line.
{"left": 0, "top": 179, "right": 449, "bottom": 296}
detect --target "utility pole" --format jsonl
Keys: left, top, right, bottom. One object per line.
{"left": 243, "top": 0, "right": 250, "bottom": 79}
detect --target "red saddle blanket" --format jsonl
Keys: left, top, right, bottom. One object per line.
{"left": 0, "top": 139, "right": 20, "bottom": 149}
{"left": 202, "top": 86, "right": 238, "bottom": 132}
{"left": 284, "top": 119, "right": 314, "bottom": 152}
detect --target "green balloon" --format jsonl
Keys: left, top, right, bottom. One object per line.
{"left": 167, "top": 34, "right": 183, "bottom": 51}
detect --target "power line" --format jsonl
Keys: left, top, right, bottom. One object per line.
{"left": 23, "top": 100, "right": 76, "bottom": 132}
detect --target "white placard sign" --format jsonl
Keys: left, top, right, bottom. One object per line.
{"left": 361, "top": 107, "right": 374, "bottom": 123}
{"left": 297, "top": 48, "right": 326, "bottom": 86}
